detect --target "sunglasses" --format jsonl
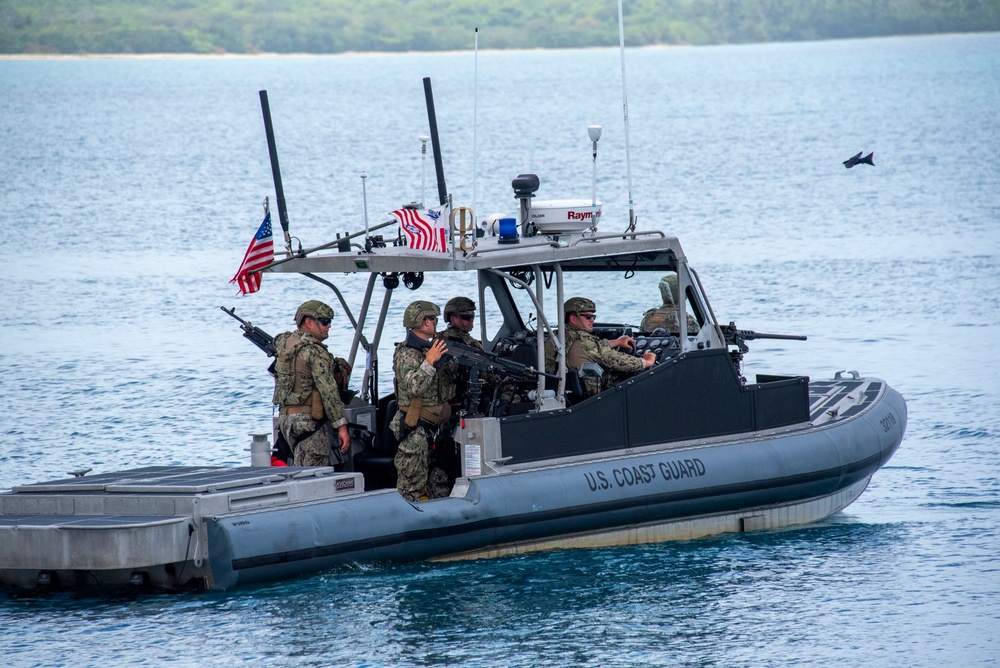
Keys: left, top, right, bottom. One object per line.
{"left": 424, "top": 315, "right": 438, "bottom": 322}
{"left": 315, "top": 317, "right": 332, "bottom": 326}
{"left": 577, "top": 312, "right": 597, "bottom": 321}
{"left": 457, "top": 313, "right": 475, "bottom": 322}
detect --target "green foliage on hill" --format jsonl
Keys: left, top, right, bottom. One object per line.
{"left": 1, "top": 0, "right": 998, "bottom": 54}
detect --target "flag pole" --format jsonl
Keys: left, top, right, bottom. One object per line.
{"left": 449, "top": 193, "right": 456, "bottom": 260}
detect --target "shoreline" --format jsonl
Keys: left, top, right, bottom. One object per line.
{"left": 2, "top": 32, "right": 988, "bottom": 60}
{"left": 0, "top": 45, "right": 631, "bottom": 60}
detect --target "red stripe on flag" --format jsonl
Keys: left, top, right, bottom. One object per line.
{"left": 230, "top": 212, "right": 274, "bottom": 295}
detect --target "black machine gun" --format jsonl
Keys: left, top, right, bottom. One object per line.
{"left": 721, "top": 321, "right": 807, "bottom": 381}
{"left": 222, "top": 306, "right": 277, "bottom": 376}
{"left": 405, "top": 330, "right": 551, "bottom": 381}
{"left": 721, "top": 321, "right": 808, "bottom": 354}
{"left": 221, "top": 306, "right": 276, "bottom": 357}
{"left": 405, "top": 330, "right": 554, "bottom": 416}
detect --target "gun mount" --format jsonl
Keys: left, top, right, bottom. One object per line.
{"left": 721, "top": 321, "right": 807, "bottom": 383}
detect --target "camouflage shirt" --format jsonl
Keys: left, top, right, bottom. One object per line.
{"left": 272, "top": 330, "right": 346, "bottom": 428}
{"left": 440, "top": 324, "right": 483, "bottom": 350}
{"left": 545, "top": 327, "right": 645, "bottom": 395}
{"left": 393, "top": 340, "right": 455, "bottom": 408}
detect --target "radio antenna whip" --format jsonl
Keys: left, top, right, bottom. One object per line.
{"left": 617, "top": 0, "right": 636, "bottom": 234}
{"left": 361, "top": 171, "right": 370, "bottom": 247}
{"left": 473, "top": 27, "right": 479, "bottom": 223}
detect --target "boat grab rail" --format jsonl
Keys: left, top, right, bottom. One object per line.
{"left": 466, "top": 229, "right": 666, "bottom": 259}
{"left": 570, "top": 230, "right": 666, "bottom": 246}
{"left": 468, "top": 240, "right": 561, "bottom": 258}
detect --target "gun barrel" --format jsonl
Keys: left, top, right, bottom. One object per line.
{"left": 220, "top": 305, "right": 248, "bottom": 325}
{"left": 740, "top": 330, "right": 808, "bottom": 341}
{"left": 222, "top": 306, "right": 277, "bottom": 356}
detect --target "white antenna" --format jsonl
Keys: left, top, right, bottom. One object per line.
{"left": 473, "top": 27, "right": 479, "bottom": 224}
{"left": 588, "top": 124, "right": 602, "bottom": 208}
{"left": 418, "top": 135, "right": 430, "bottom": 207}
{"left": 617, "top": 0, "right": 636, "bottom": 233}
{"left": 361, "top": 171, "right": 370, "bottom": 242}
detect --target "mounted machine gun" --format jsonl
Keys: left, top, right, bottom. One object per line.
{"left": 721, "top": 321, "right": 807, "bottom": 382}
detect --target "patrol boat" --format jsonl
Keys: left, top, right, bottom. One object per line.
{"left": 0, "top": 89, "right": 906, "bottom": 594}
{"left": 0, "top": 212, "right": 907, "bottom": 592}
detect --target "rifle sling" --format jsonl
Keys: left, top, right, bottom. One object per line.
{"left": 287, "top": 415, "right": 329, "bottom": 450}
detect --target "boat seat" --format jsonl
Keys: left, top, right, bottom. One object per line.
{"left": 507, "top": 341, "right": 540, "bottom": 369}
{"left": 352, "top": 396, "right": 399, "bottom": 490}
{"left": 544, "top": 368, "right": 586, "bottom": 406}
{"left": 564, "top": 369, "right": 586, "bottom": 404}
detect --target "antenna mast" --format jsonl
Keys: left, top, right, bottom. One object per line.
{"left": 473, "top": 28, "right": 479, "bottom": 222}
{"left": 617, "top": 0, "right": 636, "bottom": 233}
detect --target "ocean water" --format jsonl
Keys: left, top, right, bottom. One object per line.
{"left": 2, "top": 32, "right": 999, "bottom": 666}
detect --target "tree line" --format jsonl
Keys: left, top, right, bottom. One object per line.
{"left": 2, "top": 0, "right": 997, "bottom": 55}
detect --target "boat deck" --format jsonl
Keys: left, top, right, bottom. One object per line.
{"left": 0, "top": 466, "right": 363, "bottom": 576}
{"left": 808, "top": 375, "right": 882, "bottom": 425}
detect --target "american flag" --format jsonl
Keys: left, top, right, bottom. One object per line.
{"left": 391, "top": 204, "right": 449, "bottom": 252}
{"left": 230, "top": 212, "right": 274, "bottom": 295}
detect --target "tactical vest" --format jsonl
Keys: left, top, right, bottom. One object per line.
{"left": 640, "top": 306, "right": 697, "bottom": 334}
{"left": 393, "top": 341, "right": 454, "bottom": 427}
{"left": 272, "top": 332, "right": 319, "bottom": 407}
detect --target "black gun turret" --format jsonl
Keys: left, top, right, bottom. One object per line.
{"left": 721, "top": 321, "right": 807, "bottom": 354}
{"left": 221, "top": 306, "right": 276, "bottom": 356}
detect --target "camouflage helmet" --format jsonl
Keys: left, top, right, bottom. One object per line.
{"left": 564, "top": 296, "right": 596, "bottom": 315}
{"left": 403, "top": 300, "right": 441, "bottom": 329}
{"left": 444, "top": 296, "right": 476, "bottom": 320}
{"left": 295, "top": 300, "right": 335, "bottom": 326}
{"left": 658, "top": 273, "right": 680, "bottom": 306}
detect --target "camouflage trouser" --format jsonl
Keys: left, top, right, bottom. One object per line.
{"left": 277, "top": 413, "right": 338, "bottom": 467}
{"left": 390, "top": 412, "right": 450, "bottom": 502}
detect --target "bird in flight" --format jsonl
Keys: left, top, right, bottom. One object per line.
{"left": 843, "top": 151, "right": 875, "bottom": 168}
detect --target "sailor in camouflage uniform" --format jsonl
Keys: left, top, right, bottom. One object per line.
{"left": 391, "top": 301, "right": 454, "bottom": 502}
{"left": 639, "top": 273, "right": 700, "bottom": 334}
{"left": 545, "top": 297, "right": 657, "bottom": 397}
{"left": 438, "top": 295, "right": 486, "bottom": 413}
{"left": 273, "top": 300, "right": 350, "bottom": 467}
{"left": 440, "top": 296, "right": 482, "bottom": 350}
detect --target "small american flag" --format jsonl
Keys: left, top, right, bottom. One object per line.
{"left": 230, "top": 212, "right": 274, "bottom": 295}
{"left": 391, "top": 204, "right": 449, "bottom": 252}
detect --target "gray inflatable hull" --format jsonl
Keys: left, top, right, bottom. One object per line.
{"left": 0, "top": 381, "right": 905, "bottom": 592}
{"left": 204, "top": 384, "right": 905, "bottom": 590}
